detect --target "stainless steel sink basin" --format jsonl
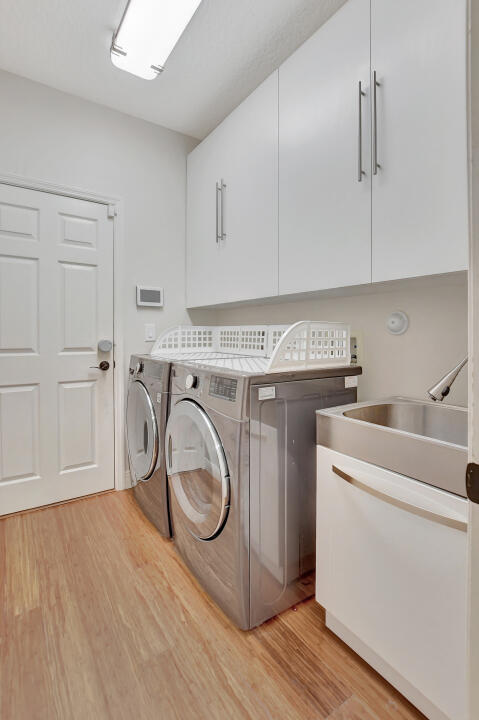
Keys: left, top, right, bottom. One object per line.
{"left": 317, "top": 398, "right": 468, "bottom": 497}
{"left": 343, "top": 402, "right": 468, "bottom": 446}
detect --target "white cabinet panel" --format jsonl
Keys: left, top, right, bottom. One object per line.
{"left": 186, "top": 133, "right": 222, "bottom": 307}
{"left": 216, "top": 72, "right": 278, "bottom": 305}
{"left": 279, "top": 0, "right": 371, "bottom": 295}
{"left": 0, "top": 255, "right": 38, "bottom": 353}
{"left": 371, "top": 0, "right": 468, "bottom": 281}
{"left": 317, "top": 446, "right": 467, "bottom": 720}
{"left": 187, "top": 72, "right": 278, "bottom": 307}
{"left": 0, "top": 385, "right": 39, "bottom": 482}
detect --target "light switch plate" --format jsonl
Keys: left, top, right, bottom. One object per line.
{"left": 144, "top": 323, "right": 156, "bottom": 341}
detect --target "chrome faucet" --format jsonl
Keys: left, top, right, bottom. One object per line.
{"left": 427, "top": 356, "right": 468, "bottom": 402}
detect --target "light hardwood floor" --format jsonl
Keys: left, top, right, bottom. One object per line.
{"left": 0, "top": 490, "right": 425, "bottom": 720}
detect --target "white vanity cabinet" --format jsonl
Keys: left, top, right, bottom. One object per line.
{"left": 279, "top": 0, "right": 372, "bottom": 295}
{"left": 186, "top": 72, "right": 278, "bottom": 308}
{"left": 316, "top": 446, "right": 468, "bottom": 720}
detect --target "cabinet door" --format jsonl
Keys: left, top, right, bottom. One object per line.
{"left": 186, "top": 131, "right": 223, "bottom": 308}
{"left": 186, "top": 72, "right": 278, "bottom": 308}
{"left": 279, "top": 0, "right": 371, "bottom": 296}
{"left": 371, "top": 0, "right": 468, "bottom": 282}
{"left": 317, "top": 446, "right": 467, "bottom": 720}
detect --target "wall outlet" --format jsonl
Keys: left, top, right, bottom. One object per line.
{"left": 144, "top": 323, "right": 156, "bottom": 341}
{"left": 350, "top": 336, "right": 358, "bottom": 364}
{"left": 350, "top": 333, "right": 362, "bottom": 365}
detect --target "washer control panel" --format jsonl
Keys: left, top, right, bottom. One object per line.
{"left": 209, "top": 375, "right": 238, "bottom": 402}
{"left": 171, "top": 365, "right": 244, "bottom": 420}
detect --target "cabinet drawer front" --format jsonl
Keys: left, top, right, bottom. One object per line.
{"left": 317, "top": 446, "right": 467, "bottom": 720}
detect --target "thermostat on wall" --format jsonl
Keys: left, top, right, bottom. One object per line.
{"left": 136, "top": 286, "right": 164, "bottom": 307}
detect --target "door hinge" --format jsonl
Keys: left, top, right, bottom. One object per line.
{"left": 107, "top": 204, "right": 117, "bottom": 218}
{"left": 466, "top": 463, "right": 479, "bottom": 503}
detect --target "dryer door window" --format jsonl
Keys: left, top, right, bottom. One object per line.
{"left": 166, "top": 399, "right": 230, "bottom": 540}
{"left": 126, "top": 380, "right": 159, "bottom": 484}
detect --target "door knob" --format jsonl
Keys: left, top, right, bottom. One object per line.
{"left": 98, "top": 339, "right": 113, "bottom": 352}
{"left": 90, "top": 361, "right": 110, "bottom": 371}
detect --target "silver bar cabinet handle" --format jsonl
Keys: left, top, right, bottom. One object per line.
{"left": 372, "top": 70, "right": 380, "bottom": 175}
{"left": 215, "top": 181, "right": 221, "bottom": 243}
{"left": 331, "top": 465, "right": 467, "bottom": 532}
{"left": 358, "top": 81, "right": 365, "bottom": 182}
{"left": 220, "top": 179, "right": 226, "bottom": 241}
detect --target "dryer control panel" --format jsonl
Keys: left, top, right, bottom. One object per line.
{"left": 209, "top": 375, "right": 238, "bottom": 402}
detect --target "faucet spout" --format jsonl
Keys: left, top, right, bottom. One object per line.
{"left": 427, "top": 356, "right": 468, "bottom": 402}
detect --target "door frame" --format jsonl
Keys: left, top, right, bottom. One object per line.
{"left": 468, "top": 0, "right": 479, "bottom": 716}
{"left": 0, "top": 170, "right": 127, "bottom": 493}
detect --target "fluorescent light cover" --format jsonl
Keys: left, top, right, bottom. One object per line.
{"left": 111, "top": 0, "right": 201, "bottom": 80}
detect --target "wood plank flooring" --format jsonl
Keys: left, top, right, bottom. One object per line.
{"left": 0, "top": 490, "right": 425, "bottom": 720}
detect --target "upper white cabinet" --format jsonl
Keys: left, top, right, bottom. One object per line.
{"left": 186, "top": 0, "right": 468, "bottom": 308}
{"left": 279, "top": 0, "right": 468, "bottom": 295}
{"left": 279, "top": 0, "right": 372, "bottom": 295}
{"left": 186, "top": 72, "right": 278, "bottom": 308}
{"left": 371, "top": 0, "right": 468, "bottom": 282}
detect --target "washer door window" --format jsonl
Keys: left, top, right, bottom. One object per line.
{"left": 166, "top": 400, "right": 230, "bottom": 540}
{"left": 126, "top": 380, "right": 159, "bottom": 484}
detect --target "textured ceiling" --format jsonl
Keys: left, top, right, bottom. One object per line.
{"left": 0, "top": 0, "right": 346, "bottom": 139}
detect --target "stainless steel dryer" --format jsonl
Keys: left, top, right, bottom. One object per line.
{"left": 165, "top": 359, "right": 361, "bottom": 629}
{"left": 126, "top": 354, "right": 172, "bottom": 536}
{"left": 126, "top": 351, "right": 245, "bottom": 536}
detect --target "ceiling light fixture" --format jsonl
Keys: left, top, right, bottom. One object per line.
{"left": 111, "top": 0, "right": 201, "bottom": 80}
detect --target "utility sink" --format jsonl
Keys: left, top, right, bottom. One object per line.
{"left": 317, "top": 398, "right": 468, "bottom": 497}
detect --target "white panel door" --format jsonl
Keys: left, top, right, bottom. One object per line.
{"left": 0, "top": 184, "right": 114, "bottom": 515}
{"left": 371, "top": 0, "right": 468, "bottom": 282}
{"left": 279, "top": 0, "right": 371, "bottom": 295}
{"left": 186, "top": 72, "right": 278, "bottom": 307}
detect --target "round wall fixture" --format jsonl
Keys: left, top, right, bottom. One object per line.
{"left": 386, "top": 310, "right": 409, "bottom": 335}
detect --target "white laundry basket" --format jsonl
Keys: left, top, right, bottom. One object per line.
{"left": 151, "top": 322, "right": 351, "bottom": 371}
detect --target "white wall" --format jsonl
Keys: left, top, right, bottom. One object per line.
{"left": 205, "top": 274, "right": 468, "bottom": 406}
{"left": 0, "top": 69, "right": 205, "bottom": 366}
